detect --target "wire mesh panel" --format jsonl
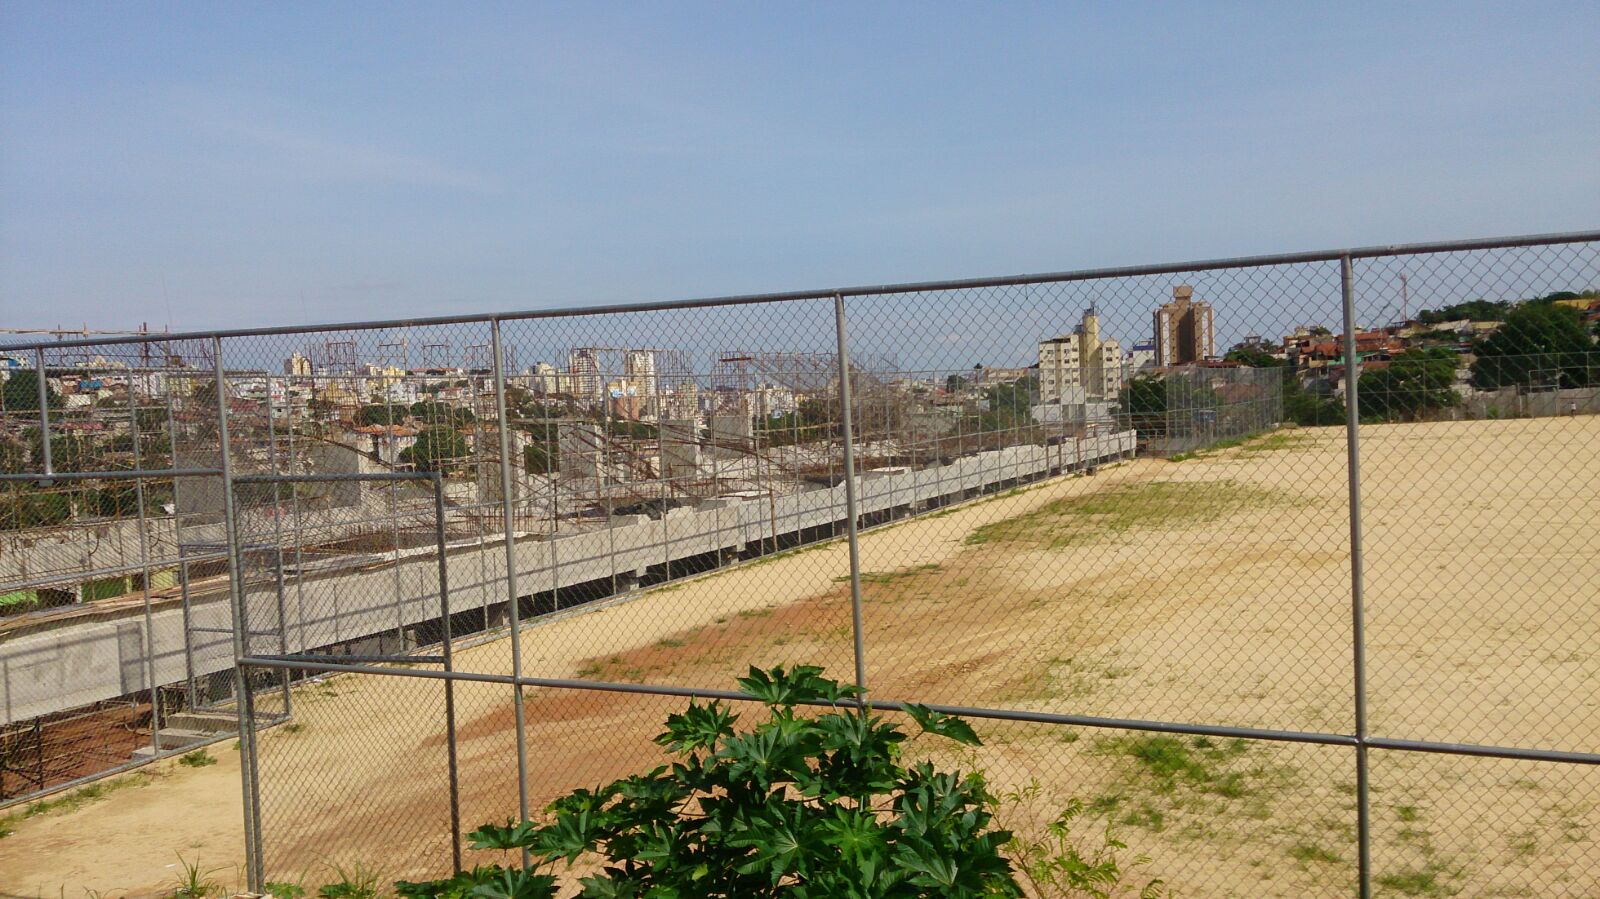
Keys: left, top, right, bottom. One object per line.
{"left": 1, "top": 231, "right": 1598, "bottom": 898}
{"left": 1368, "top": 750, "right": 1600, "bottom": 896}
{"left": 489, "top": 299, "right": 861, "bottom": 691}
{"left": 838, "top": 267, "right": 1355, "bottom": 738}
{"left": 254, "top": 669, "right": 460, "bottom": 888}
{"left": 1350, "top": 245, "right": 1600, "bottom": 747}
{"left": 0, "top": 336, "right": 238, "bottom": 806}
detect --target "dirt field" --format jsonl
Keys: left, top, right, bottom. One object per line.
{"left": 4, "top": 417, "right": 1597, "bottom": 898}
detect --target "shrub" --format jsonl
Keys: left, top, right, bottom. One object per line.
{"left": 397, "top": 665, "right": 1021, "bottom": 898}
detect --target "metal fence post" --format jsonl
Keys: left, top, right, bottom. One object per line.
{"left": 833, "top": 293, "right": 868, "bottom": 694}
{"left": 432, "top": 473, "right": 462, "bottom": 873}
{"left": 34, "top": 348, "right": 53, "bottom": 477}
{"left": 490, "top": 319, "right": 532, "bottom": 831}
{"left": 1340, "top": 255, "right": 1372, "bottom": 898}
{"left": 265, "top": 392, "right": 292, "bottom": 721}
{"left": 167, "top": 396, "right": 199, "bottom": 705}
{"left": 215, "top": 337, "right": 264, "bottom": 892}
{"left": 129, "top": 394, "right": 162, "bottom": 756}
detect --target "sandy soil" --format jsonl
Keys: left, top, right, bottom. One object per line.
{"left": 3, "top": 417, "right": 1597, "bottom": 898}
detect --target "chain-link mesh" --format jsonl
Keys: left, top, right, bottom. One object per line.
{"left": 1, "top": 233, "right": 1597, "bottom": 897}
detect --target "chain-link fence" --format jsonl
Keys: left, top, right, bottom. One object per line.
{"left": 1, "top": 231, "right": 1598, "bottom": 897}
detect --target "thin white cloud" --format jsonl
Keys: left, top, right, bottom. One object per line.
{"left": 221, "top": 119, "right": 493, "bottom": 191}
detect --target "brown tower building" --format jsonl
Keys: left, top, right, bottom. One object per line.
{"left": 1153, "top": 285, "right": 1215, "bottom": 367}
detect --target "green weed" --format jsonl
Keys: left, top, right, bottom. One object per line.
{"left": 1088, "top": 793, "right": 1124, "bottom": 815}
{"left": 265, "top": 881, "right": 307, "bottom": 899}
{"left": 1167, "top": 429, "right": 1307, "bottom": 462}
{"left": 17, "top": 772, "right": 152, "bottom": 820}
{"left": 1234, "top": 431, "right": 1313, "bottom": 456}
{"left": 1097, "top": 734, "right": 1251, "bottom": 793}
{"left": 168, "top": 853, "right": 225, "bottom": 898}
{"left": 319, "top": 861, "right": 384, "bottom": 899}
{"left": 178, "top": 749, "right": 217, "bottom": 768}
{"left": 1288, "top": 842, "right": 1342, "bottom": 864}
{"left": 1376, "top": 864, "right": 1455, "bottom": 896}
{"left": 1119, "top": 802, "right": 1166, "bottom": 832}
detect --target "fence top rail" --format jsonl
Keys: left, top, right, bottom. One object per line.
{"left": 0, "top": 468, "right": 223, "bottom": 482}
{"left": 229, "top": 471, "right": 441, "bottom": 484}
{"left": 4, "top": 228, "right": 1597, "bottom": 353}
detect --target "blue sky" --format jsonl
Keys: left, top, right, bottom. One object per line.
{"left": 2, "top": 2, "right": 1597, "bottom": 337}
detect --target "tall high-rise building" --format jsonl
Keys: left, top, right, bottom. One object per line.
{"left": 568, "top": 348, "right": 601, "bottom": 399}
{"left": 283, "top": 352, "right": 313, "bottom": 377}
{"left": 1038, "top": 305, "right": 1122, "bottom": 402}
{"left": 624, "top": 349, "right": 657, "bottom": 397}
{"left": 1153, "top": 286, "right": 1215, "bottom": 367}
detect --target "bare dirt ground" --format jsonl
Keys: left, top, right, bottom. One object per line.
{"left": 4, "top": 417, "right": 1597, "bottom": 898}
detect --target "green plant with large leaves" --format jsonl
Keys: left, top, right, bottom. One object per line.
{"left": 397, "top": 665, "right": 1021, "bottom": 898}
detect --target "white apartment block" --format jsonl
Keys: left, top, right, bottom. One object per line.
{"left": 624, "top": 349, "right": 658, "bottom": 397}
{"left": 1038, "top": 306, "right": 1122, "bottom": 402}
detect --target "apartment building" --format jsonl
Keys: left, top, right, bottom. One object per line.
{"left": 1153, "top": 285, "right": 1215, "bottom": 367}
{"left": 1039, "top": 305, "right": 1122, "bottom": 401}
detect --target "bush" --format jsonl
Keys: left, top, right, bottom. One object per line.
{"left": 397, "top": 665, "right": 1022, "bottom": 898}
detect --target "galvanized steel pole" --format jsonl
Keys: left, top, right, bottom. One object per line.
{"left": 129, "top": 395, "right": 163, "bottom": 756}
{"left": 1340, "top": 255, "right": 1372, "bottom": 899}
{"left": 215, "top": 337, "right": 263, "bottom": 891}
{"left": 265, "top": 393, "right": 292, "bottom": 720}
{"left": 34, "top": 348, "right": 53, "bottom": 476}
{"left": 433, "top": 474, "right": 462, "bottom": 873}
{"left": 490, "top": 319, "right": 532, "bottom": 829}
{"left": 833, "top": 293, "right": 868, "bottom": 694}
{"left": 167, "top": 397, "right": 199, "bottom": 704}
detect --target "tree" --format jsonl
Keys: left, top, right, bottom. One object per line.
{"left": 2, "top": 370, "right": 61, "bottom": 413}
{"left": 1222, "top": 345, "right": 1284, "bottom": 368}
{"left": 1221, "top": 347, "right": 1344, "bottom": 426}
{"left": 25, "top": 429, "right": 99, "bottom": 472}
{"left": 0, "top": 490, "right": 73, "bottom": 530}
{"left": 1470, "top": 302, "right": 1596, "bottom": 390}
{"left": 396, "top": 666, "right": 1020, "bottom": 899}
{"left": 401, "top": 427, "right": 469, "bottom": 472}
{"left": 608, "top": 417, "right": 658, "bottom": 440}
{"left": 1118, "top": 373, "right": 1223, "bottom": 437}
{"left": 523, "top": 441, "right": 558, "bottom": 474}
{"left": 410, "top": 400, "right": 475, "bottom": 428}
{"left": 0, "top": 437, "right": 25, "bottom": 474}
{"left": 1359, "top": 348, "right": 1461, "bottom": 421}
{"left": 355, "top": 404, "right": 401, "bottom": 427}
{"left": 1417, "top": 299, "right": 1510, "bottom": 325}
{"left": 1283, "top": 379, "right": 1345, "bottom": 426}
{"left": 1119, "top": 375, "right": 1169, "bottom": 436}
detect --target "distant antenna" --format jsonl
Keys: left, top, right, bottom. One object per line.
{"left": 1400, "top": 274, "right": 1409, "bottom": 323}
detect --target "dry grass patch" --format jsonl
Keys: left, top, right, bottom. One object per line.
{"left": 965, "top": 479, "right": 1295, "bottom": 549}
